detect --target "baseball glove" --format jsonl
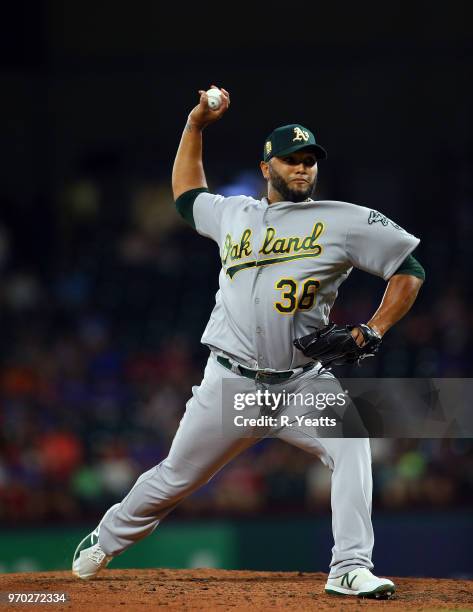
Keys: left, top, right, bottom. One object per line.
{"left": 293, "top": 322, "right": 382, "bottom": 367}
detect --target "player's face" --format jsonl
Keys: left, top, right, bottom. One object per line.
{"left": 262, "top": 151, "right": 318, "bottom": 203}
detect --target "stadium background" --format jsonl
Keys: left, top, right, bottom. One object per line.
{"left": 0, "top": 2, "right": 472, "bottom": 577}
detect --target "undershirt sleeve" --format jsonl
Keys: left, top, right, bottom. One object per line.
{"left": 392, "top": 252, "right": 426, "bottom": 280}
{"left": 175, "top": 188, "right": 210, "bottom": 228}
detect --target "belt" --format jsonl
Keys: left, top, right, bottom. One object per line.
{"left": 217, "top": 355, "right": 315, "bottom": 383}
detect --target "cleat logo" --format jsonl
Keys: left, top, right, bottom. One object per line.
{"left": 341, "top": 572, "right": 357, "bottom": 589}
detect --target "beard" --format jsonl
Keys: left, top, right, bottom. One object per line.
{"left": 268, "top": 164, "right": 316, "bottom": 202}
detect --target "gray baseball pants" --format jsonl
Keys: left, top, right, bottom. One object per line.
{"left": 99, "top": 353, "right": 374, "bottom": 578}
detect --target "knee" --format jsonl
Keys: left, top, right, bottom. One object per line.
{"left": 153, "top": 457, "right": 209, "bottom": 500}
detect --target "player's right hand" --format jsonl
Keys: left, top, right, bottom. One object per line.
{"left": 188, "top": 85, "right": 230, "bottom": 129}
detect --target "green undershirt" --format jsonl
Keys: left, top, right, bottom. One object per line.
{"left": 393, "top": 253, "right": 425, "bottom": 280}
{"left": 175, "top": 187, "right": 209, "bottom": 228}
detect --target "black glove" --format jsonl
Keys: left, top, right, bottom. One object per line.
{"left": 293, "top": 322, "right": 382, "bottom": 367}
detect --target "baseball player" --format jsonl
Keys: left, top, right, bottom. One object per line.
{"left": 72, "top": 86, "right": 425, "bottom": 598}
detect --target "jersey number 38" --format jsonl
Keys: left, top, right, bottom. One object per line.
{"left": 274, "top": 278, "right": 320, "bottom": 314}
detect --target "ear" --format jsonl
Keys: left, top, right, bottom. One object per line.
{"left": 260, "top": 160, "right": 270, "bottom": 180}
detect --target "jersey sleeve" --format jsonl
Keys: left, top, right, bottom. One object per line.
{"left": 193, "top": 192, "right": 248, "bottom": 244}
{"left": 345, "top": 206, "right": 420, "bottom": 280}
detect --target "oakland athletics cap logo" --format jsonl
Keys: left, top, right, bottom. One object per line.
{"left": 293, "top": 127, "right": 310, "bottom": 142}
{"left": 263, "top": 124, "right": 327, "bottom": 161}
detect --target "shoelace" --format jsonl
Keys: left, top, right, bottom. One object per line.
{"left": 89, "top": 546, "right": 106, "bottom": 565}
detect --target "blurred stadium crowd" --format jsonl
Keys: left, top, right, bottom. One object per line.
{"left": 0, "top": 163, "right": 472, "bottom": 524}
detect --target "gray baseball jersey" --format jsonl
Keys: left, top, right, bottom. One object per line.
{"left": 193, "top": 194, "right": 420, "bottom": 370}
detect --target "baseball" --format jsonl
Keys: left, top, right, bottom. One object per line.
{"left": 206, "top": 88, "right": 222, "bottom": 110}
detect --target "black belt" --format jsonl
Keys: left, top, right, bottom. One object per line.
{"left": 217, "top": 356, "right": 314, "bottom": 383}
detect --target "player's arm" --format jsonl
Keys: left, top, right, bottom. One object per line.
{"left": 172, "top": 86, "right": 230, "bottom": 199}
{"left": 351, "top": 254, "right": 425, "bottom": 345}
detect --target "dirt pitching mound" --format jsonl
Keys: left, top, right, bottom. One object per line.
{"left": 1, "top": 569, "right": 472, "bottom": 611}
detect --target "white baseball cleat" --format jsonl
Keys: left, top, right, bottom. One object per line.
{"left": 72, "top": 504, "right": 118, "bottom": 579}
{"left": 325, "top": 567, "right": 395, "bottom": 598}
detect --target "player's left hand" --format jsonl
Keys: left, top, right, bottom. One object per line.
{"left": 351, "top": 326, "right": 368, "bottom": 346}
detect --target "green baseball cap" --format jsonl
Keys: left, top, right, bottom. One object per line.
{"left": 263, "top": 124, "right": 327, "bottom": 162}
